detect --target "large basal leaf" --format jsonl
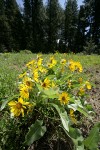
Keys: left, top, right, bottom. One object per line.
{"left": 63, "top": 126, "right": 84, "bottom": 150}
{"left": 51, "top": 103, "right": 69, "bottom": 132}
{"left": 69, "top": 127, "right": 84, "bottom": 150}
{"left": 84, "top": 123, "right": 100, "bottom": 150}
{"left": 25, "top": 120, "right": 46, "bottom": 146}
{"left": 77, "top": 107, "right": 92, "bottom": 120}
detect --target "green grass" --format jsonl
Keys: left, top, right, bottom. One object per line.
{"left": 0, "top": 52, "right": 100, "bottom": 98}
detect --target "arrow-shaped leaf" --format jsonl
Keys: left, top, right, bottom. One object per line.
{"left": 51, "top": 103, "right": 69, "bottom": 132}
{"left": 25, "top": 120, "right": 46, "bottom": 146}
{"left": 84, "top": 123, "right": 100, "bottom": 149}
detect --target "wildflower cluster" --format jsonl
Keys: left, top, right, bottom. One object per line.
{"left": 7, "top": 54, "right": 92, "bottom": 148}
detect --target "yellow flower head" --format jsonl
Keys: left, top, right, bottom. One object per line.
{"left": 48, "top": 56, "right": 57, "bottom": 68}
{"left": 59, "top": 92, "right": 70, "bottom": 105}
{"left": 26, "top": 60, "right": 35, "bottom": 68}
{"left": 74, "top": 62, "right": 83, "bottom": 72}
{"left": 19, "top": 72, "right": 26, "bottom": 78}
{"left": 70, "top": 109, "right": 77, "bottom": 124}
{"left": 85, "top": 81, "right": 91, "bottom": 90}
{"left": 37, "top": 57, "right": 43, "bottom": 66}
{"left": 8, "top": 97, "right": 31, "bottom": 117}
{"left": 38, "top": 66, "right": 47, "bottom": 74}
{"left": 23, "top": 77, "right": 33, "bottom": 89}
{"left": 33, "top": 70, "right": 39, "bottom": 82}
{"left": 69, "top": 60, "right": 75, "bottom": 72}
{"left": 78, "top": 77, "right": 83, "bottom": 84}
{"left": 60, "top": 59, "right": 67, "bottom": 65}
{"left": 19, "top": 85, "right": 29, "bottom": 99}
{"left": 41, "top": 78, "right": 51, "bottom": 89}
{"left": 78, "top": 87, "right": 85, "bottom": 96}
{"left": 69, "top": 60, "right": 83, "bottom": 72}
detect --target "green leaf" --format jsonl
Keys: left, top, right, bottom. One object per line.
{"left": 77, "top": 107, "right": 92, "bottom": 119}
{"left": 69, "top": 127, "right": 84, "bottom": 150}
{"left": 36, "top": 83, "right": 43, "bottom": 91}
{"left": 63, "top": 126, "right": 84, "bottom": 150}
{"left": 36, "top": 83, "right": 59, "bottom": 99}
{"left": 0, "top": 94, "right": 19, "bottom": 111}
{"left": 25, "top": 120, "right": 46, "bottom": 146}
{"left": 68, "top": 103, "right": 78, "bottom": 111}
{"left": 51, "top": 103, "right": 69, "bottom": 131}
{"left": 0, "top": 99, "right": 9, "bottom": 111}
{"left": 84, "top": 123, "right": 100, "bottom": 150}
{"left": 43, "top": 88, "right": 59, "bottom": 98}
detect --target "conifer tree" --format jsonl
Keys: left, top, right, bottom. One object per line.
{"left": 75, "top": 5, "right": 86, "bottom": 52}
{"left": 46, "top": 0, "right": 61, "bottom": 52}
{"left": 31, "top": 0, "right": 46, "bottom": 52}
{"left": 5, "top": 0, "right": 24, "bottom": 51}
{"left": 0, "top": 0, "right": 12, "bottom": 51}
{"left": 23, "top": 0, "right": 33, "bottom": 50}
{"left": 83, "top": 0, "right": 100, "bottom": 53}
{"left": 65, "top": 0, "right": 78, "bottom": 52}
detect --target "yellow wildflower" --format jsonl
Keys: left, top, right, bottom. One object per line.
{"left": 69, "top": 60, "right": 83, "bottom": 72}
{"left": 74, "top": 62, "right": 83, "bottom": 72}
{"left": 19, "top": 72, "right": 26, "bottom": 78}
{"left": 26, "top": 60, "right": 35, "bottom": 68}
{"left": 33, "top": 70, "right": 39, "bottom": 82}
{"left": 60, "top": 59, "right": 66, "bottom": 65}
{"left": 85, "top": 81, "right": 91, "bottom": 90}
{"left": 41, "top": 78, "right": 51, "bottom": 89}
{"left": 78, "top": 87, "right": 85, "bottom": 96}
{"left": 48, "top": 56, "right": 57, "bottom": 68}
{"left": 23, "top": 77, "right": 33, "bottom": 89}
{"left": 70, "top": 109, "right": 77, "bottom": 124}
{"left": 78, "top": 77, "right": 83, "bottom": 84}
{"left": 19, "top": 85, "right": 29, "bottom": 99}
{"left": 38, "top": 66, "right": 47, "bottom": 74}
{"left": 69, "top": 60, "right": 75, "bottom": 72}
{"left": 37, "top": 57, "right": 43, "bottom": 66}
{"left": 8, "top": 97, "right": 31, "bottom": 117}
{"left": 59, "top": 92, "right": 70, "bottom": 105}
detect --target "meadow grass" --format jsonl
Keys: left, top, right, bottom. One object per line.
{"left": 0, "top": 52, "right": 100, "bottom": 98}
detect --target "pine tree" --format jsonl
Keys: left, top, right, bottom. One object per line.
{"left": 23, "top": 0, "right": 33, "bottom": 50}
{"left": 92, "top": 0, "right": 100, "bottom": 47}
{"left": 31, "top": 0, "right": 46, "bottom": 53}
{"left": 46, "top": 0, "right": 61, "bottom": 52}
{"left": 0, "top": 0, "right": 11, "bottom": 52}
{"left": 5, "top": 0, "right": 24, "bottom": 51}
{"left": 75, "top": 5, "right": 86, "bottom": 52}
{"left": 83, "top": 0, "right": 100, "bottom": 53}
{"left": 65, "top": 0, "right": 78, "bottom": 52}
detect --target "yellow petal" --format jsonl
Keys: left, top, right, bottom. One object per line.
{"left": 18, "top": 97, "right": 24, "bottom": 104}
{"left": 23, "top": 106, "right": 27, "bottom": 109}
{"left": 8, "top": 101, "right": 16, "bottom": 106}
{"left": 10, "top": 108, "right": 15, "bottom": 113}
{"left": 21, "top": 108, "right": 24, "bottom": 117}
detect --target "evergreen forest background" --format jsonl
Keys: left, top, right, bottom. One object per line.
{"left": 0, "top": 0, "right": 100, "bottom": 54}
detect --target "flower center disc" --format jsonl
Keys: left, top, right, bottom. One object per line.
{"left": 16, "top": 102, "right": 22, "bottom": 109}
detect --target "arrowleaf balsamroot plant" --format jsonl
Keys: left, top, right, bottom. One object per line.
{"left": 0, "top": 53, "right": 100, "bottom": 150}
